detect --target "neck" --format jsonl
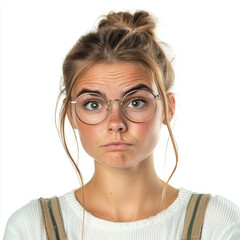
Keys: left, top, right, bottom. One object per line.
{"left": 91, "top": 155, "right": 163, "bottom": 206}
{"left": 75, "top": 155, "right": 176, "bottom": 222}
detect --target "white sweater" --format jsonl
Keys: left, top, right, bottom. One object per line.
{"left": 3, "top": 188, "right": 240, "bottom": 240}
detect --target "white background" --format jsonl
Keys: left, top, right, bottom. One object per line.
{"left": 1, "top": 0, "right": 240, "bottom": 237}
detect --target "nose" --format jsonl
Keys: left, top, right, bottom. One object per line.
{"left": 106, "top": 99, "right": 127, "bottom": 132}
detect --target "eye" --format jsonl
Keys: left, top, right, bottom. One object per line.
{"left": 127, "top": 99, "right": 146, "bottom": 109}
{"left": 83, "top": 100, "right": 103, "bottom": 111}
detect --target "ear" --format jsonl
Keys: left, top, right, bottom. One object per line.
{"left": 163, "top": 92, "right": 175, "bottom": 125}
{"left": 65, "top": 98, "right": 77, "bottom": 129}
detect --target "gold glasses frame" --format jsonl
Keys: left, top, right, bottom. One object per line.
{"left": 70, "top": 89, "right": 161, "bottom": 125}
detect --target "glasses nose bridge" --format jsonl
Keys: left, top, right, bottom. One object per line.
{"left": 106, "top": 98, "right": 125, "bottom": 116}
{"left": 107, "top": 98, "right": 122, "bottom": 110}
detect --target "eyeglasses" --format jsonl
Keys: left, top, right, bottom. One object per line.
{"left": 70, "top": 89, "right": 160, "bottom": 125}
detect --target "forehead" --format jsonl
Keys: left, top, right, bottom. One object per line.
{"left": 72, "top": 61, "right": 157, "bottom": 98}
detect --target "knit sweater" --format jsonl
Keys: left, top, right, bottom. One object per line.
{"left": 3, "top": 188, "right": 240, "bottom": 240}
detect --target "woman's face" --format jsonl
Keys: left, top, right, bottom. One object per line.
{"left": 68, "top": 61, "right": 164, "bottom": 169}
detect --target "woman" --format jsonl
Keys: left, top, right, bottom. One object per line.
{"left": 4, "top": 10, "right": 240, "bottom": 240}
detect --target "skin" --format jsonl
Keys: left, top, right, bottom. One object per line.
{"left": 67, "top": 61, "right": 179, "bottom": 222}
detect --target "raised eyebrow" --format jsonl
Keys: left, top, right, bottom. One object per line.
{"left": 76, "top": 83, "right": 153, "bottom": 98}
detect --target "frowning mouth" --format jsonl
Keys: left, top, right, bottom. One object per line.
{"left": 103, "top": 141, "right": 131, "bottom": 146}
{"left": 102, "top": 143, "right": 132, "bottom": 150}
{"left": 103, "top": 141, "right": 132, "bottom": 150}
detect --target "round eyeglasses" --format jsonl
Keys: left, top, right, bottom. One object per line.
{"left": 70, "top": 89, "right": 161, "bottom": 125}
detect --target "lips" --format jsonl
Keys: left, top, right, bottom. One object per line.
{"left": 102, "top": 143, "right": 132, "bottom": 150}
{"left": 103, "top": 141, "right": 131, "bottom": 147}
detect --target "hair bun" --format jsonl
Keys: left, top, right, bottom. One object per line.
{"left": 98, "top": 10, "right": 157, "bottom": 38}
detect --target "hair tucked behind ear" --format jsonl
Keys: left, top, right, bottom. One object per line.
{"left": 55, "top": 10, "right": 177, "bottom": 240}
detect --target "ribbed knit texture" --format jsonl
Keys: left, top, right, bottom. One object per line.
{"left": 3, "top": 188, "right": 240, "bottom": 240}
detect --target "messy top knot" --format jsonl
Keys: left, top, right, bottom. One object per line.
{"left": 98, "top": 10, "right": 157, "bottom": 39}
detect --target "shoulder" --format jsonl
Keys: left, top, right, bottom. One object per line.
{"left": 206, "top": 194, "right": 240, "bottom": 223}
{"left": 3, "top": 190, "right": 75, "bottom": 240}
{"left": 4, "top": 198, "right": 45, "bottom": 239}
{"left": 202, "top": 194, "right": 240, "bottom": 239}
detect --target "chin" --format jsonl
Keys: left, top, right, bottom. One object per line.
{"left": 96, "top": 156, "right": 137, "bottom": 169}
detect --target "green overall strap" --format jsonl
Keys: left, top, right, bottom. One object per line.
{"left": 39, "top": 197, "right": 67, "bottom": 240}
{"left": 181, "top": 193, "right": 211, "bottom": 240}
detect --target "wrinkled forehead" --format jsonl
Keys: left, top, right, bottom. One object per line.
{"left": 71, "top": 61, "right": 158, "bottom": 99}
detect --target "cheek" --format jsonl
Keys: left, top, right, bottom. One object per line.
{"left": 76, "top": 122, "right": 99, "bottom": 155}
{"left": 138, "top": 107, "right": 162, "bottom": 148}
{"left": 131, "top": 112, "right": 162, "bottom": 149}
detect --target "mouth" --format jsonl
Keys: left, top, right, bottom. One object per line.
{"left": 102, "top": 144, "right": 132, "bottom": 150}
{"left": 103, "top": 140, "right": 131, "bottom": 146}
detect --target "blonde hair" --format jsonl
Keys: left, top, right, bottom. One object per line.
{"left": 56, "top": 10, "right": 177, "bottom": 239}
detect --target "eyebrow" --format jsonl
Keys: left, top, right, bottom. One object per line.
{"left": 76, "top": 83, "right": 153, "bottom": 98}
